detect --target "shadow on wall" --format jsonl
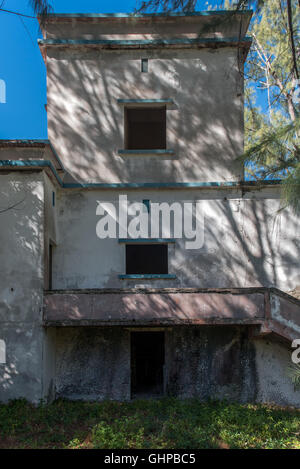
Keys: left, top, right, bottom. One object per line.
{"left": 45, "top": 40, "right": 300, "bottom": 290}
{"left": 171, "top": 195, "right": 299, "bottom": 290}
{"left": 0, "top": 175, "right": 44, "bottom": 401}
{"left": 49, "top": 185, "right": 300, "bottom": 291}
{"left": 47, "top": 45, "right": 244, "bottom": 184}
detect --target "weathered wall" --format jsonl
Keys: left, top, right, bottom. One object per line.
{"left": 254, "top": 339, "right": 300, "bottom": 407}
{"left": 44, "top": 173, "right": 59, "bottom": 247}
{"left": 55, "top": 327, "right": 131, "bottom": 400}
{"left": 165, "top": 326, "right": 256, "bottom": 401}
{"left": 45, "top": 13, "right": 251, "bottom": 41}
{"left": 53, "top": 326, "right": 300, "bottom": 406}
{"left": 47, "top": 47, "right": 244, "bottom": 183}
{"left": 0, "top": 172, "right": 47, "bottom": 402}
{"left": 53, "top": 326, "right": 256, "bottom": 402}
{"left": 43, "top": 290, "right": 266, "bottom": 326}
{"left": 51, "top": 186, "right": 300, "bottom": 292}
{"left": 43, "top": 173, "right": 59, "bottom": 290}
{"left": 0, "top": 143, "right": 64, "bottom": 173}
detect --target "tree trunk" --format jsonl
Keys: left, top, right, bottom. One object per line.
{"left": 287, "top": 0, "right": 299, "bottom": 79}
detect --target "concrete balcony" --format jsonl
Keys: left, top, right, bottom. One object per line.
{"left": 43, "top": 286, "right": 267, "bottom": 324}
{"left": 43, "top": 287, "right": 300, "bottom": 342}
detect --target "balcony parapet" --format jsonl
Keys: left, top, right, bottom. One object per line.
{"left": 43, "top": 287, "right": 269, "bottom": 327}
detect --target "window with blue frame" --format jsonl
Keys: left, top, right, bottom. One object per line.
{"left": 126, "top": 244, "right": 168, "bottom": 274}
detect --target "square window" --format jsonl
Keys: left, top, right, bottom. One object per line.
{"left": 125, "top": 107, "right": 166, "bottom": 150}
{"left": 126, "top": 244, "right": 168, "bottom": 274}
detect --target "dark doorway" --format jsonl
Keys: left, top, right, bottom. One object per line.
{"left": 131, "top": 331, "right": 165, "bottom": 398}
{"left": 126, "top": 244, "right": 168, "bottom": 275}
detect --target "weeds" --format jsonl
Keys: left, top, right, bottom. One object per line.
{"left": 0, "top": 398, "right": 299, "bottom": 449}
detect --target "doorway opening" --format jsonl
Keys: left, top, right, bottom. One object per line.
{"left": 131, "top": 331, "right": 165, "bottom": 398}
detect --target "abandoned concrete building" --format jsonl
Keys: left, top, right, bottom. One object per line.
{"left": 1, "top": 10, "right": 300, "bottom": 406}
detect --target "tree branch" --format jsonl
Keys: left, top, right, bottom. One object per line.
{"left": 287, "top": 0, "right": 299, "bottom": 79}
{"left": 0, "top": 197, "right": 26, "bottom": 214}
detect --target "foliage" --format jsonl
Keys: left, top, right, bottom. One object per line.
{"left": 241, "top": 0, "right": 300, "bottom": 211}
{"left": 289, "top": 364, "right": 300, "bottom": 389}
{"left": 28, "top": 0, "right": 53, "bottom": 26}
{"left": 137, "top": 0, "right": 197, "bottom": 13}
{"left": 28, "top": 0, "right": 53, "bottom": 17}
{"left": 0, "top": 398, "right": 299, "bottom": 449}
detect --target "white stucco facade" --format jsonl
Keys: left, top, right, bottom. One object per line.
{"left": 0, "top": 11, "right": 300, "bottom": 405}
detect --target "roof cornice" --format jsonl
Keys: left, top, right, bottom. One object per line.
{"left": 0, "top": 158, "right": 282, "bottom": 191}
{"left": 38, "top": 36, "right": 252, "bottom": 48}
{"left": 43, "top": 10, "right": 253, "bottom": 21}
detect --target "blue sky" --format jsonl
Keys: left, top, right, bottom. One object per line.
{"left": 0, "top": 0, "right": 137, "bottom": 139}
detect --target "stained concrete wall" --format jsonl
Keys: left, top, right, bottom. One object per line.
{"left": 44, "top": 290, "right": 266, "bottom": 326}
{"left": 53, "top": 326, "right": 256, "bottom": 402}
{"left": 51, "top": 186, "right": 300, "bottom": 292}
{"left": 47, "top": 46, "right": 244, "bottom": 184}
{"left": 55, "top": 327, "right": 131, "bottom": 400}
{"left": 45, "top": 13, "right": 251, "bottom": 41}
{"left": 165, "top": 326, "right": 257, "bottom": 401}
{"left": 254, "top": 339, "right": 300, "bottom": 407}
{"left": 0, "top": 172, "right": 47, "bottom": 402}
{"left": 1, "top": 173, "right": 299, "bottom": 405}
{"left": 53, "top": 326, "right": 300, "bottom": 406}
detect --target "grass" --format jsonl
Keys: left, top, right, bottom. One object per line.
{"left": 0, "top": 398, "right": 299, "bottom": 449}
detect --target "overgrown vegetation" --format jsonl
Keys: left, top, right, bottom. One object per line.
{"left": 0, "top": 398, "right": 299, "bottom": 449}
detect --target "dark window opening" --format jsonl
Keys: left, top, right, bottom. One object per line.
{"left": 131, "top": 331, "right": 165, "bottom": 397}
{"left": 141, "top": 58, "right": 148, "bottom": 72}
{"left": 126, "top": 244, "right": 168, "bottom": 274}
{"left": 125, "top": 107, "right": 166, "bottom": 150}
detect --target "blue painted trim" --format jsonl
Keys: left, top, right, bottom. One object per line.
{"left": 117, "top": 99, "right": 173, "bottom": 104}
{"left": 38, "top": 36, "right": 252, "bottom": 46}
{"left": 0, "top": 139, "right": 66, "bottom": 172}
{"left": 0, "top": 160, "right": 64, "bottom": 186}
{"left": 63, "top": 181, "right": 254, "bottom": 189}
{"left": 119, "top": 274, "right": 177, "bottom": 279}
{"left": 0, "top": 160, "right": 282, "bottom": 189}
{"left": 48, "top": 141, "right": 66, "bottom": 171}
{"left": 118, "top": 149, "right": 175, "bottom": 155}
{"left": 119, "top": 238, "right": 176, "bottom": 243}
{"left": 47, "top": 10, "right": 252, "bottom": 18}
